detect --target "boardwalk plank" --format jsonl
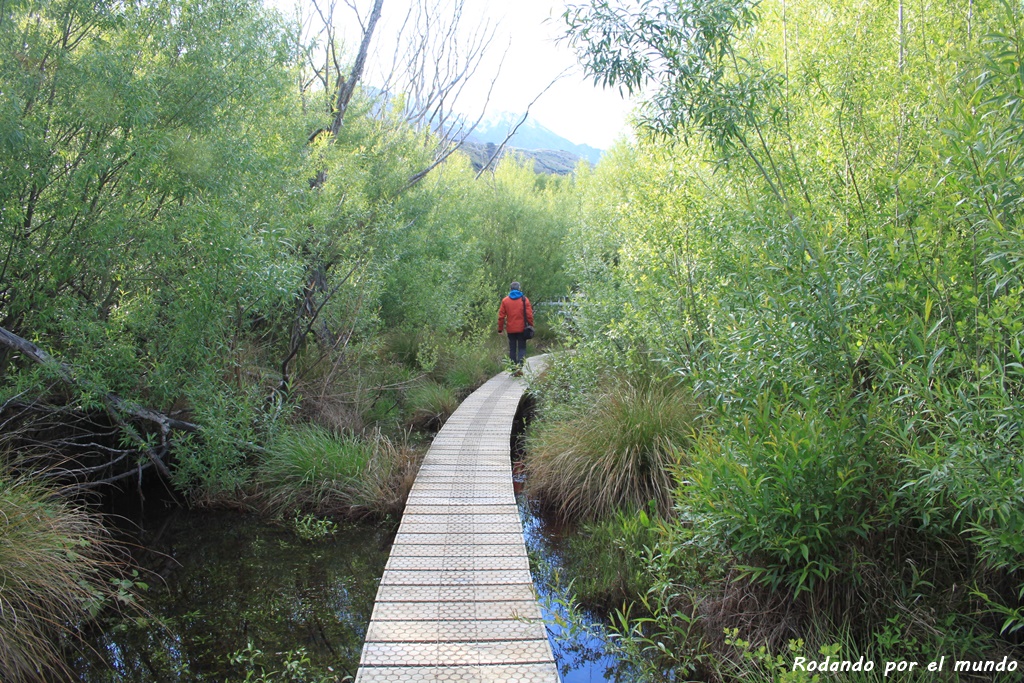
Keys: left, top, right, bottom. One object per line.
{"left": 355, "top": 357, "right": 558, "bottom": 682}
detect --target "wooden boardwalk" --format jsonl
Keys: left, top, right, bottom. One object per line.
{"left": 355, "top": 356, "right": 559, "bottom": 682}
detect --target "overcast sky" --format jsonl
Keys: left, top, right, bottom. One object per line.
{"left": 268, "top": 0, "right": 635, "bottom": 150}
{"left": 446, "top": 0, "right": 634, "bottom": 150}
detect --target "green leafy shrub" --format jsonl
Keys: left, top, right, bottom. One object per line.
{"left": 561, "top": 509, "right": 666, "bottom": 609}
{"left": 529, "top": 314, "right": 560, "bottom": 347}
{"left": 687, "top": 392, "right": 890, "bottom": 599}
{"left": 526, "top": 375, "right": 699, "bottom": 520}
{"left": 173, "top": 381, "right": 278, "bottom": 500}
{"left": 542, "top": 0, "right": 1024, "bottom": 670}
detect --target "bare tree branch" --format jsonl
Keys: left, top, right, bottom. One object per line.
{"left": 370, "top": 0, "right": 504, "bottom": 189}
{"left": 277, "top": 260, "right": 363, "bottom": 395}
{"left": 475, "top": 69, "right": 571, "bottom": 179}
{"left": 329, "top": 0, "right": 384, "bottom": 139}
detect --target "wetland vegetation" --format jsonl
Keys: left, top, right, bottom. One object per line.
{"left": 3, "top": 0, "right": 1024, "bottom": 680}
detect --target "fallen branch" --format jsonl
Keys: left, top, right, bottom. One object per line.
{"left": 0, "top": 324, "right": 198, "bottom": 482}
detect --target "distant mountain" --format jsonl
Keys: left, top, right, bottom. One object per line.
{"left": 465, "top": 112, "right": 604, "bottom": 167}
{"left": 459, "top": 141, "right": 583, "bottom": 176}
{"left": 359, "top": 89, "right": 602, "bottom": 175}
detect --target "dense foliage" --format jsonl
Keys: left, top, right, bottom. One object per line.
{"left": 0, "top": 0, "right": 572, "bottom": 674}
{"left": 534, "top": 0, "right": 1024, "bottom": 676}
{"left": 0, "top": 0, "right": 571, "bottom": 490}
{"left": 6, "top": 0, "right": 1023, "bottom": 677}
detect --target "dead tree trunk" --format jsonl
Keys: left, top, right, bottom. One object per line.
{"left": 330, "top": 0, "right": 384, "bottom": 140}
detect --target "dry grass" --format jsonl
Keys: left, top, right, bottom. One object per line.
{"left": 0, "top": 474, "right": 120, "bottom": 682}
{"left": 348, "top": 432, "right": 424, "bottom": 517}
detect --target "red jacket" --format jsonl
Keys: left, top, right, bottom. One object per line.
{"left": 498, "top": 295, "right": 534, "bottom": 333}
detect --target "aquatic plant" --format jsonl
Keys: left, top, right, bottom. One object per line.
{"left": 257, "top": 425, "right": 371, "bottom": 513}
{"left": 292, "top": 513, "right": 339, "bottom": 541}
{"left": 228, "top": 641, "right": 342, "bottom": 682}
{"left": 257, "top": 425, "right": 421, "bottom": 517}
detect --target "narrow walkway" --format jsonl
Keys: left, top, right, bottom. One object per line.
{"left": 355, "top": 356, "right": 559, "bottom": 682}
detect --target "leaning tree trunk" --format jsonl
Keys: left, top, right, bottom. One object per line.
{"left": 281, "top": 0, "right": 385, "bottom": 396}
{"left": 329, "top": 0, "right": 384, "bottom": 140}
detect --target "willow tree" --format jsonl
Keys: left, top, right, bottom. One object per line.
{"left": 550, "top": 0, "right": 1024, "bottom": 664}
{"left": 0, "top": 0, "right": 305, "bottom": 489}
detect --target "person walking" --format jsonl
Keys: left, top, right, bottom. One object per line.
{"left": 497, "top": 281, "right": 534, "bottom": 373}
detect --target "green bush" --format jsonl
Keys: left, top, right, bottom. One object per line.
{"left": 560, "top": 510, "right": 666, "bottom": 609}
{"left": 529, "top": 315, "right": 560, "bottom": 347}
{"left": 687, "top": 391, "right": 891, "bottom": 599}
{"left": 526, "top": 375, "right": 699, "bottom": 520}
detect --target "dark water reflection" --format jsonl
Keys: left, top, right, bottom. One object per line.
{"left": 73, "top": 501, "right": 624, "bottom": 682}
{"left": 72, "top": 509, "right": 395, "bottom": 681}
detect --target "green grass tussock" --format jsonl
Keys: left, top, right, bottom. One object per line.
{"left": 0, "top": 475, "right": 121, "bottom": 682}
{"left": 256, "top": 425, "right": 420, "bottom": 517}
{"left": 526, "top": 376, "right": 699, "bottom": 520}
{"left": 404, "top": 380, "right": 460, "bottom": 432}
{"left": 442, "top": 339, "right": 504, "bottom": 394}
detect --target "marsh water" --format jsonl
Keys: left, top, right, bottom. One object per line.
{"left": 70, "top": 507, "right": 394, "bottom": 680}
{"left": 71, "top": 494, "right": 624, "bottom": 681}
{"left": 517, "top": 491, "right": 628, "bottom": 682}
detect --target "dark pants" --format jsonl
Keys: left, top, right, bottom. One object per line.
{"left": 507, "top": 332, "right": 528, "bottom": 365}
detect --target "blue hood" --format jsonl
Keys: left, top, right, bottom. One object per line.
{"left": 509, "top": 289, "right": 523, "bottom": 299}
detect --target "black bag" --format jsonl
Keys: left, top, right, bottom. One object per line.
{"left": 522, "top": 297, "right": 535, "bottom": 339}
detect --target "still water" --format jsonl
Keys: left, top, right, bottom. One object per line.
{"left": 71, "top": 509, "right": 394, "bottom": 681}
{"left": 72, "top": 484, "right": 624, "bottom": 680}
{"left": 517, "top": 492, "right": 629, "bottom": 682}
